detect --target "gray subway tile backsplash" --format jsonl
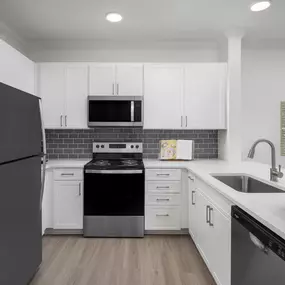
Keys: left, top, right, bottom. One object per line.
{"left": 46, "top": 128, "right": 219, "bottom": 160}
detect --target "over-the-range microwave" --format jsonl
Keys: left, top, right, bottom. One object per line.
{"left": 88, "top": 96, "right": 143, "bottom": 127}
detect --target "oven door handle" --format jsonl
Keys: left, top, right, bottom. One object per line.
{"left": 85, "top": 170, "right": 143, "bottom": 174}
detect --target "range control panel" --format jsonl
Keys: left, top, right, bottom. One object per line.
{"left": 93, "top": 142, "right": 143, "bottom": 153}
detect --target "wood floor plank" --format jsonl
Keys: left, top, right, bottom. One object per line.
{"left": 30, "top": 235, "right": 216, "bottom": 285}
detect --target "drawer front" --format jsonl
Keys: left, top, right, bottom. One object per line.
{"left": 147, "top": 181, "right": 181, "bottom": 193}
{"left": 54, "top": 169, "right": 83, "bottom": 181}
{"left": 145, "top": 206, "right": 181, "bottom": 230}
{"left": 146, "top": 194, "right": 180, "bottom": 206}
{"left": 146, "top": 169, "right": 181, "bottom": 181}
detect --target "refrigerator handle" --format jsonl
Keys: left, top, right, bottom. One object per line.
{"left": 39, "top": 99, "right": 47, "bottom": 210}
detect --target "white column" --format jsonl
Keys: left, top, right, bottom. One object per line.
{"left": 219, "top": 33, "right": 244, "bottom": 163}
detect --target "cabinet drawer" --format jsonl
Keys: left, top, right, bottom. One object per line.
{"left": 146, "top": 169, "right": 181, "bottom": 181}
{"left": 146, "top": 194, "right": 180, "bottom": 206}
{"left": 53, "top": 169, "right": 83, "bottom": 181}
{"left": 145, "top": 206, "right": 181, "bottom": 230}
{"left": 147, "top": 181, "right": 181, "bottom": 193}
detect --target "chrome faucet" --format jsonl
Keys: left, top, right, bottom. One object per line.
{"left": 248, "top": 139, "right": 283, "bottom": 182}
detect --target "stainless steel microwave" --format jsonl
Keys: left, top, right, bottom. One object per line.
{"left": 88, "top": 96, "right": 143, "bottom": 127}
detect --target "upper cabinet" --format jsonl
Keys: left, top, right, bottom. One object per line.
{"left": 0, "top": 40, "right": 35, "bottom": 95}
{"left": 144, "top": 63, "right": 227, "bottom": 130}
{"left": 38, "top": 63, "right": 88, "bottom": 129}
{"left": 184, "top": 63, "right": 227, "bottom": 129}
{"left": 89, "top": 64, "right": 144, "bottom": 96}
{"left": 144, "top": 64, "right": 184, "bottom": 129}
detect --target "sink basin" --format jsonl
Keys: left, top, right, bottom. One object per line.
{"left": 212, "top": 174, "right": 285, "bottom": 193}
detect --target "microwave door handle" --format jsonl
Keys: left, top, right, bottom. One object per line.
{"left": 131, "top": 101, "right": 134, "bottom": 122}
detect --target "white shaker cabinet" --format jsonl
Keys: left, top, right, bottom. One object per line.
{"left": 65, "top": 65, "right": 88, "bottom": 128}
{"left": 89, "top": 64, "right": 144, "bottom": 96}
{"left": 89, "top": 64, "right": 115, "bottom": 95}
{"left": 53, "top": 180, "right": 83, "bottom": 230}
{"left": 184, "top": 63, "right": 227, "bottom": 129}
{"left": 0, "top": 40, "right": 35, "bottom": 95}
{"left": 144, "top": 64, "right": 184, "bottom": 129}
{"left": 38, "top": 63, "right": 66, "bottom": 128}
{"left": 188, "top": 174, "right": 197, "bottom": 239}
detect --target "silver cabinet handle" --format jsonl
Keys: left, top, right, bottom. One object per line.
{"left": 61, "top": 173, "right": 74, "bottom": 176}
{"left": 209, "top": 207, "right": 214, "bottom": 227}
{"left": 206, "top": 205, "right": 210, "bottom": 224}
{"left": 186, "top": 116, "right": 188, "bottom": 127}
{"left": 65, "top": 115, "right": 67, "bottom": 127}
{"left": 181, "top": 116, "right": 183, "bottom": 127}
{"left": 60, "top": 115, "right": 63, "bottom": 127}
{"left": 156, "top": 173, "right": 170, "bottom": 177}
{"left": 191, "top": 190, "right": 196, "bottom": 205}
{"left": 156, "top": 198, "right": 170, "bottom": 202}
{"left": 112, "top": 83, "right": 115, "bottom": 95}
{"left": 156, "top": 214, "right": 169, "bottom": 217}
{"left": 117, "top": 83, "right": 119, "bottom": 95}
{"left": 79, "top": 183, "right": 82, "bottom": 196}
{"left": 156, "top": 186, "right": 170, "bottom": 189}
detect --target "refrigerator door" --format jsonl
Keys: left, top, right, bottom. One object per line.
{"left": 0, "top": 83, "right": 42, "bottom": 164}
{"left": 0, "top": 156, "right": 42, "bottom": 284}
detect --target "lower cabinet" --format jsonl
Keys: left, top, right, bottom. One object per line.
{"left": 53, "top": 180, "right": 83, "bottom": 229}
{"left": 188, "top": 173, "right": 231, "bottom": 285}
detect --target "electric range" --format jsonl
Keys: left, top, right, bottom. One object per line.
{"left": 83, "top": 142, "right": 145, "bottom": 237}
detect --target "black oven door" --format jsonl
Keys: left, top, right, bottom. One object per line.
{"left": 88, "top": 96, "right": 143, "bottom": 127}
{"left": 84, "top": 170, "right": 145, "bottom": 216}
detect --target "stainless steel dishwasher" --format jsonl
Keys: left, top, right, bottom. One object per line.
{"left": 232, "top": 206, "right": 285, "bottom": 285}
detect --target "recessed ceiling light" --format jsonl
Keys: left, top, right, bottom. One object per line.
{"left": 106, "top": 13, "right": 123, "bottom": 23}
{"left": 250, "top": 1, "right": 272, "bottom": 12}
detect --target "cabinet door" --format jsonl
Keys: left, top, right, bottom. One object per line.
{"left": 144, "top": 64, "right": 184, "bottom": 129}
{"left": 0, "top": 40, "right": 35, "bottom": 95}
{"left": 116, "top": 64, "right": 143, "bottom": 96}
{"left": 184, "top": 63, "right": 227, "bottom": 129}
{"left": 188, "top": 175, "right": 196, "bottom": 239}
{"left": 38, "top": 63, "right": 65, "bottom": 128}
{"left": 209, "top": 206, "right": 231, "bottom": 285}
{"left": 89, "top": 64, "right": 115, "bottom": 95}
{"left": 53, "top": 181, "right": 83, "bottom": 229}
{"left": 65, "top": 65, "right": 88, "bottom": 128}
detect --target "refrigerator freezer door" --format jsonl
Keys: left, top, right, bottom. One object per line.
{"left": 0, "top": 156, "right": 42, "bottom": 284}
{"left": 0, "top": 83, "right": 42, "bottom": 164}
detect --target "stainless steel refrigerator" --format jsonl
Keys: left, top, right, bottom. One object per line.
{"left": 0, "top": 82, "right": 47, "bottom": 284}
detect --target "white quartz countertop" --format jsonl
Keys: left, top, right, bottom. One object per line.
{"left": 47, "top": 158, "right": 285, "bottom": 240}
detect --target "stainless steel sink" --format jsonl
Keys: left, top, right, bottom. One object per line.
{"left": 212, "top": 174, "right": 285, "bottom": 193}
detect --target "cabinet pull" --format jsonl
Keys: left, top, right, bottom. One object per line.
{"left": 117, "top": 83, "right": 119, "bottom": 95}
{"left": 156, "top": 173, "right": 170, "bottom": 177}
{"left": 112, "top": 83, "right": 115, "bottom": 95}
{"left": 65, "top": 115, "right": 67, "bottom": 127}
{"left": 156, "top": 198, "right": 170, "bottom": 202}
{"left": 79, "top": 183, "right": 82, "bottom": 196}
{"left": 60, "top": 115, "right": 63, "bottom": 127}
{"left": 156, "top": 214, "right": 169, "bottom": 217}
{"left": 191, "top": 190, "right": 196, "bottom": 205}
{"left": 61, "top": 173, "right": 74, "bottom": 176}
{"left": 181, "top": 116, "right": 183, "bottom": 127}
{"left": 206, "top": 205, "right": 210, "bottom": 224}
{"left": 188, "top": 176, "right": 195, "bottom": 181}
{"left": 186, "top": 116, "right": 188, "bottom": 127}
{"left": 156, "top": 186, "right": 170, "bottom": 189}
{"left": 209, "top": 207, "right": 214, "bottom": 227}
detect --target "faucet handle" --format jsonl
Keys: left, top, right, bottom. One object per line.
{"left": 278, "top": 165, "right": 284, "bottom": 178}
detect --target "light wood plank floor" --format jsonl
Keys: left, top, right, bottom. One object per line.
{"left": 30, "top": 235, "right": 216, "bottom": 285}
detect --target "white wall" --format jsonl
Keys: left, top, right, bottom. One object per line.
{"left": 242, "top": 49, "right": 285, "bottom": 166}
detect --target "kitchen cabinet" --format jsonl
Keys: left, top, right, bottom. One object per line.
{"left": 38, "top": 63, "right": 88, "bottom": 128}
{"left": 89, "top": 64, "right": 143, "bottom": 96}
{"left": 144, "top": 63, "right": 227, "bottom": 130}
{"left": 144, "top": 64, "right": 184, "bottom": 129}
{"left": 0, "top": 40, "right": 35, "bottom": 95}
{"left": 184, "top": 63, "right": 227, "bottom": 129}
{"left": 53, "top": 180, "right": 83, "bottom": 230}
{"left": 189, "top": 176, "right": 231, "bottom": 285}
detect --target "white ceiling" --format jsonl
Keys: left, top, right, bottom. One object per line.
{"left": 0, "top": 0, "right": 285, "bottom": 47}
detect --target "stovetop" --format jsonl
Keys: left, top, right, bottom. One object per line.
{"left": 84, "top": 158, "right": 144, "bottom": 171}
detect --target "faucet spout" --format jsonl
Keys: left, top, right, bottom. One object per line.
{"left": 248, "top": 139, "right": 282, "bottom": 182}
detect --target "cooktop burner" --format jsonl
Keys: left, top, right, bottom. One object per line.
{"left": 92, "top": 160, "right": 111, "bottom": 166}
{"left": 121, "top": 160, "right": 138, "bottom": 166}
